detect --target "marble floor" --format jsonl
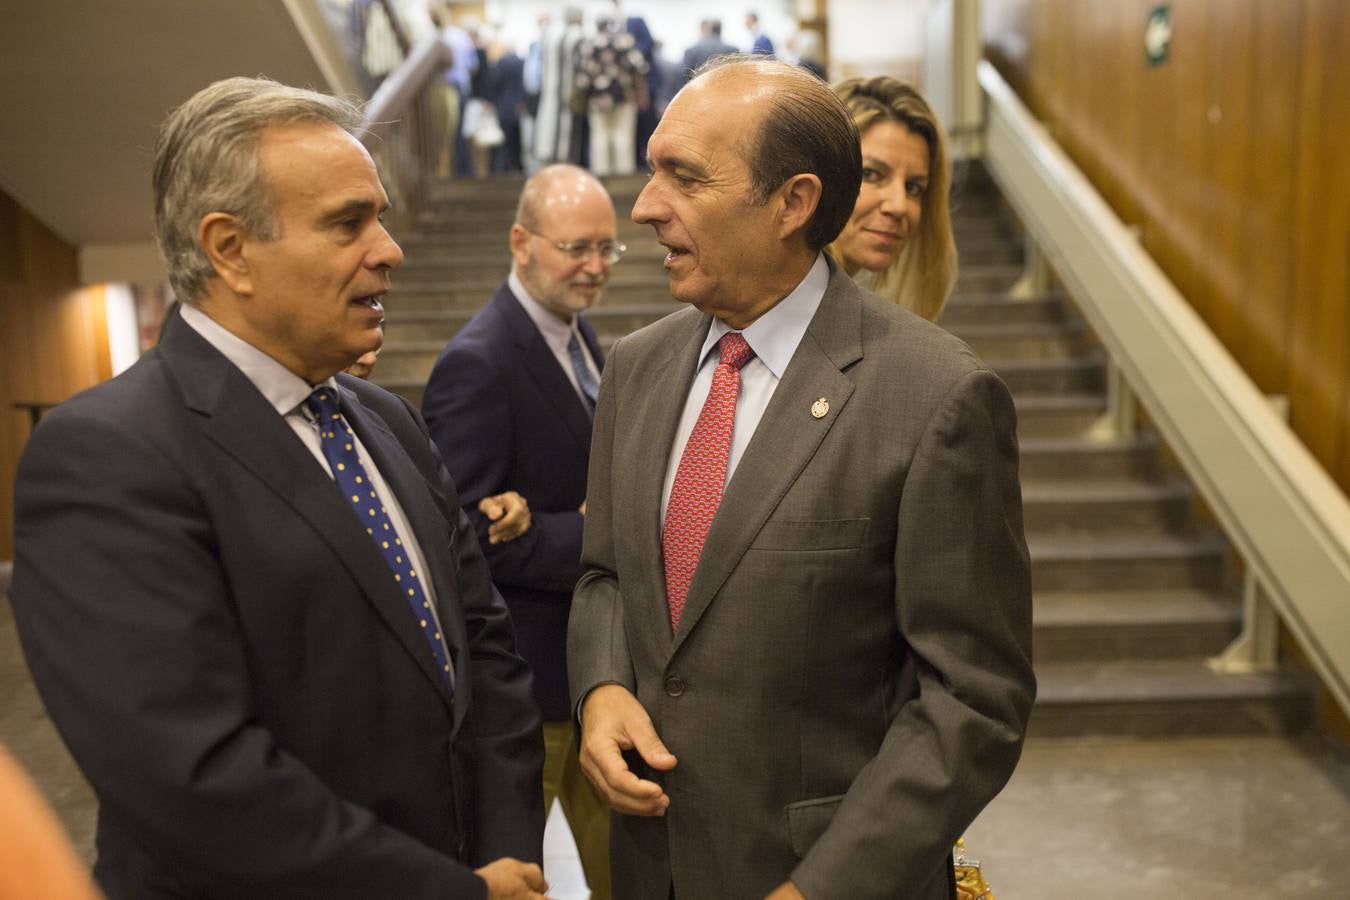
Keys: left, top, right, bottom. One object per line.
{"left": 4, "top": 585, "right": 1350, "bottom": 898}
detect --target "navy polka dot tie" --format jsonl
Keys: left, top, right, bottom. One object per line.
{"left": 305, "top": 387, "right": 454, "bottom": 691}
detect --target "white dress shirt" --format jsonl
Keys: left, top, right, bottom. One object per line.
{"left": 660, "top": 253, "right": 830, "bottom": 522}
{"left": 178, "top": 304, "right": 446, "bottom": 633}
{"left": 509, "top": 270, "right": 601, "bottom": 406}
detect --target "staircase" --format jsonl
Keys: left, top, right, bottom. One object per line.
{"left": 376, "top": 166, "right": 1316, "bottom": 738}
{"left": 376, "top": 174, "right": 674, "bottom": 406}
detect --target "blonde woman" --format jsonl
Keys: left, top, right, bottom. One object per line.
{"left": 828, "top": 77, "right": 957, "bottom": 321}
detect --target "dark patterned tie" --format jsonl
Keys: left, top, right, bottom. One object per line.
{"left": 567, "top": 330, "right": 599, "bottom": 413}
{"left": 305, "top": 387, "right": 454, "bottom": 690}
{"left": 662, "top": 333, "right": 755, "bottom": 631}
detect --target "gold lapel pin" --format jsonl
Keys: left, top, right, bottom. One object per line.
{"left": 811, "top": 397, "right": 829, "bottom": 419}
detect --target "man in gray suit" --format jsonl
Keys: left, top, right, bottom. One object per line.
{"left": 568, "top": 57, "right": 1035, "bottom": 900}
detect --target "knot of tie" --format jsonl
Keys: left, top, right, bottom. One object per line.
{"left": 305, "top": 387, "right": 341, "bottom": 423}
{"left": 718, "top": 332, "right": 754, "bottom": 371}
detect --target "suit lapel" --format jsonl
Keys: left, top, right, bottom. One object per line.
{"left": 671, "top": 272, "right": 865, "bottom": 653}
{"left": 161, "top": 324, "right": 455, "bottom": 710}
{"left": 497, "top": 285, "right": 594, "bottom": 452}
{"left": 630, "top": 311, "right": 711, "bottom": 656}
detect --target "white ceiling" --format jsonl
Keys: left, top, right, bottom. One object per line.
{"left": 0, "top": 0, "right": 346, "bottom": 249}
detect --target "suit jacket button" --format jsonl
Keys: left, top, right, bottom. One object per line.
{"left": 664, "top": 676, "right": 685, "bottom": 697}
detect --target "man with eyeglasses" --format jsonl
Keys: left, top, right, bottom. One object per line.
{"left": 422, "top": 163, "right": 621, "bottom": 900}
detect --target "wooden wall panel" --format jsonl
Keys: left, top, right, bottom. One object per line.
{"left": 984, "top": 0, "right": 1350, "bottom": 495}
{"left": 0, "top": 190, "right": 111, "bottom": 560}
{"left": 1235, "top": 1, "right": 1302, "bottom": 393}
{"left": 1288, "top": 0, "right": 1350, "bottom": 479}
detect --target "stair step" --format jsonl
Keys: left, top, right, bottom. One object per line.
{"left": 387, "top": 283, "right": 680, "bottom": 313}
{"left": 1018, "top": 435, "right": 1162, "bottom": 480}
{"left": 1028, "top": 533, "right": 1228, "bottom": 591}
{"left": 1011, "top": 395, "right": 1105, "bottom": 438}
{"left": 1033, "top": 588, "right": 1239, "bottom": 661}
{"left": 387, "top": 270, "right": 676, "bottom": 309}
{"left": 1021, "top": 477, "right": 1194, "bottom": 536}
{"left": 425, "top": 172, "right": 646, "bottom": 202}
{"left": 376, "top": 342, "right": 461, "bottom": 379}
{"left": 954, "top": 263, "right": 1024, "bottom": 293}
{"left": 382, "top": 302, "right": 682, "bottom": 344}
{"left": 949, "top": 215, "right": 1016, "bottom": 234}
{"left": 954, "top": 244, "right": 1023, "bottom": 265}
{"left": 938, "top": 293, "right": 1069, "bottom": 327}
{"left": 1030, "top": 658, "right": 1315, "bottom": 737}
{"left": 948, "top": 320, "right": 1091, "bottom": 360}
{"left": 401, "top": 222, "right": 665, "bottom": 246}
{"left": 394, "top": 268, "right": 671, "bottom": 290}
{"left": 987, "top": 354, "right": 1105, "bottom": 395}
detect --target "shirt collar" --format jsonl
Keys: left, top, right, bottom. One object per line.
{"left": 509, "top": 270, "right": 582, "bottom": 355}
{"left": 699, "top": 252, "right": 829, "bottom": 378}
{"left": 178, "top": 302, "right": 335, "bottom": 416}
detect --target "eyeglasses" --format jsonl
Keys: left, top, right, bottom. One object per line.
{"left": 522, "top": 227, "right": 626, "bottom": 264}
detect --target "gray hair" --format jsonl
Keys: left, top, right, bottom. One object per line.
{"left": 153, "top": 76, "right": 363, "bottom": 304}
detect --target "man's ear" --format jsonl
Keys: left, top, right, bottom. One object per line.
{"left": 508, "top": 223, "right": 532, "bottom": 268}
{"left": 776, "top": 174, "right": 822, "bottom": 242}
{"left": 199, "top": 212, "right": 254, "bottom": 297}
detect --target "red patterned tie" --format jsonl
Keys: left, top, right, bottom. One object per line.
{"left": 663, "top": 332, "right": 755, "bottom": 631}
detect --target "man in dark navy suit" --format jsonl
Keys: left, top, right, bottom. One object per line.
{"left": 746, "top": 12, "right": 775, "bottom": 56}
{"left": 422, "top": 163, "right": 619, "bottom": 900}
{"left": 11, "top": 77, "right": 545, "bottom": 899}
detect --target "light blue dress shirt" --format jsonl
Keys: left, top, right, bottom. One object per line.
{"left": 660, "top": 253, "right": 830, "bottom": 522}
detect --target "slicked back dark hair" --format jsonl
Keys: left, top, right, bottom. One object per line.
{"left": 692, "top": 55, "right": 861, "bottom": 252}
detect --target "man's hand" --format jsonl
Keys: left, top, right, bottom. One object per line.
{"left": 475, "top": 858, "right": 549, "bottom": 899}
{"left": 479, "top": 491, "right": 531, "bottom": 544}
{"left": 766, "top": 881, "right": 806, "bottom": 900}
{"left": 578, "top": 684, "right": 677, "bottom": 816}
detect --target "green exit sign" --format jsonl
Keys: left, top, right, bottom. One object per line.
{"left": 1146, "top": 4, "right": 1173, "bottom": 66}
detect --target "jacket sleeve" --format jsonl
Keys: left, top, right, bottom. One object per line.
{"left": 446, "top": 503, "right": 548, "bottom": 866}
{"left": 567, "top": 337, "right": 638, "bottom": 708}
{"left": 423, "top": 342, "right": 585, "bottom": 595}
{"left": 388, "top": 388, "right": 546, "bottom": 868}
{"left": 790, "top": 369, "right": 1037, "bottom": 900}
{"left": 10, "top": 408, "right": 491, "bottom": 900}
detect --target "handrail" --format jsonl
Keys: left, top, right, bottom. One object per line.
{"left": 280, "top": 0, "right": 364, "bottom": 98}
{"left": 977, "top": 60, "right": 1350, "bottom": 718}
{"left": 355, "top": 33, "right": 457, "bottom": 228}
{"left": 360, "top": 34, "right": 454, "bottom": 142}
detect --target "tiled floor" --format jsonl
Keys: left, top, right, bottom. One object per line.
{"left": 5, "top": 588, "right": 1350, "bottom": 898}
{"left": 965, "top": 732, "right": 1350, "bottom": 898}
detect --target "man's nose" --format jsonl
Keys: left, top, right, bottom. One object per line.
{"left": 632, "top": 179, "right": 664, "bottom": 226}
{"left": 370, "top": 227, "right": 404, "bottom": 269}
{"left": 581, "top": 250, "right": 607, "bottom": 276}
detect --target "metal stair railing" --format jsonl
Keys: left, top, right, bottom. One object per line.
{"left": 977, "top": 59, "right": 1350, "bottom": 718}
{"left": 354, "top": 12, "right": 456, "bottom": 230}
